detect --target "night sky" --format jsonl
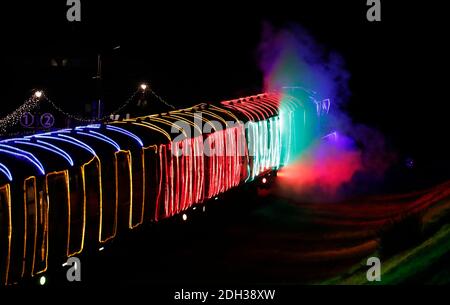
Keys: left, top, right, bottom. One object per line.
{"left": 1, "top": 1, "right": 448, "bottom": 162}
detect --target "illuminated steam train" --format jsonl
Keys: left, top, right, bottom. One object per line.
{"left": 0, "top": 91, "right": 327, "bottom": 285}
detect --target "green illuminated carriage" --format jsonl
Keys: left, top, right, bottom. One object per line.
{"left": 0, "top": 91, "right": 323, "bottom": 285}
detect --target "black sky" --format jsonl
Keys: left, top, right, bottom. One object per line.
{"left": 0, "top": 1, "right": 448, "bottom": 159}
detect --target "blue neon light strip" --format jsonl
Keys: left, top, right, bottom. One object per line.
{"left": 0, "top": 162, "right": 13, "bottom": 181}
{"left": 106, "top": 125, "right": 144, "bottom": 147}
{"left": 57, "top": 134, "right": 97, "bottom": 156}
{"left": 0, "top": 138, "right": 26, "bottom": 144}
{"left": 76, "top": 124, "right": 101, "bottom": 130}
{"left": 36, "top": 139, "right": 75, "bottom": 165}
{"left": 12, "top": 139, "right": 74, "bottom": 166}
{"left": 33, "top": 134, "right": 97, "bottom": 156}
{"left": 75, "top": 131, "right": 121, "bottom": 151}
{"left": 0, "top": 144, "right": 46, "bottom": 175}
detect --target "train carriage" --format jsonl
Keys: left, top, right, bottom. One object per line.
{"left": 0, "top": 90, "right": 326, "bottom": 285}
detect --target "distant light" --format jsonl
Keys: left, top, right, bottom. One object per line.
{"left": 276, "top": 171, "right": 285, "bottom": 178}
{"left": 193, "top": 207, "right": 197, "bottom": 210}
{"left": 34, "top": 91, "right": 43, "bottom": 99}
{"left": 214, "top": 197, "right": 218, "bottom": 200}
{"left": 39, "top": 276, "right": 46, "bottom": 286}
{"left": 140, "top": 83, "right": 148, "bottom": 91}
{"left": 202, "top": 206, "right": 206, "bottom": 212}
{"left": 262, "top": 177, "right": 267, "bottom": 184}
{"left": 182, "top": 214, "right": 188, "bottom": 221}
{"left": 405, "top": 158, "right": 415, "bottom": 169}
{"left": 99, "top": 247, "right": 105, "bottom": 251}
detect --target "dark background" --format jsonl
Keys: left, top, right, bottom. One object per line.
{"left": 1, "top": 0, "right": 449, "bottom": 290}
{"left": 0, "top": 1, "right": 448, "bottom": 162}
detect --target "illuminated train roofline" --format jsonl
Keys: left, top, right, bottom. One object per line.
{"left": 0, "top": 91, "right": 327, "bottom": 285}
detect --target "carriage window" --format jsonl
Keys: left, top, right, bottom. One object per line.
{"left": 24, "top": 178, "right": 37, "bottom": 276}
{"left": 115, "top": 152, "right": 132, "bottom": 231}
{"left": 130, "top": 152, "right": 144, "bottom": 228}
{"left": 46, "top": 172, "right": 70, "bottom": 265}
{"left": 68, "top": 169, "right": 85, "bottom": 255}
{"left": 143, "top": 147, "right": 160, "bottom": 221}
{"left": 32, "top": 190, "right": 49, "bottom": 275}
{"left": 83, "top": 158, "right": 101, "bottom": 246}
{"left": 100, "top": 158, "right": 117, "bottom": 242}
{"left": 0, "top": 185, "right": 11, "bottom": 284}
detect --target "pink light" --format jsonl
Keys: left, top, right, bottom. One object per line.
{"left": 276, "top": 138, "right": 362, "bottom": 197}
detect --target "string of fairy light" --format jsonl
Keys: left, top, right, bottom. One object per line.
{"left": 45, "top": 89, "right": 140, "bottom": 123}
{"left": 0, "top": 94, "right": 41, "bottom": 133}
{"left": 149, "top": 87, "right": 176, "bottom": 110}
{"left": 0, "top": 83, "right": 175, "bottom": 135}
